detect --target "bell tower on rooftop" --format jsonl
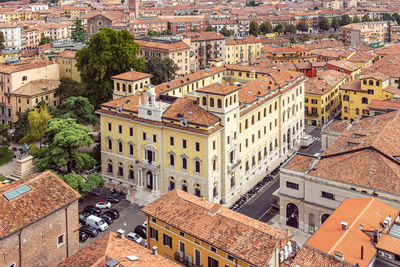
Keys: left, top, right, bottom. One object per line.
{"left": 128, "top": 0, "right": 139, "bottom": 19}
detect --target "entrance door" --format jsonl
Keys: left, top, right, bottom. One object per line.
{"left": 147, "top": 150, "right": 153, "bottom": 164}
{"left": 146, "top": 171, "right": 153, "bottom": 190}
{"left": 286, "top": 203, "right": 299, "bottom": 228}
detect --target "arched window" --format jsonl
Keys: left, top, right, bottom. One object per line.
{"left": 169, "top": 180, "right": 175, "bottom": 191}
{"left": 252, "top": 155, "right": 255, "bottom": 166}
{"left": 245, "top": 160, "right": 249, "bottom": 171}
{"left": 264, "top": 108, "right": 266, "bottom": 117}
{"left": 225, "top": 98, "right": 228, "bottom": 107}
{"left": 129, "top": 144, "right": 134, "bottom": 156}
{"left": 122, "top": 84, "right": 126, "bottom": 92}
{"left": 376, "top": 81, "right": 380, "bottom": 86}
{"left": 356, "top": 108, "right": 359, "bottom": 115}
{"left": 140, "top": 82, "right": 143, "bottom": 88}
{"left": 117, "top": 83, "right": 120, "bottom": 91}
{"left": 118, "top": 141, "right": 123, "bottom": 153}
{"left": 195, "top": 160, "right": 201, "bottom": 173}
{"left": 169, "top": 154, "right": 175, "bottom": 167}
{"left": 135, "top": 84, "right": 138, "bottom": 90}
{"left": 362, "top": 97, "right": 368, "bottom": 104}
{"left": 245, "top": 119, "right": 248, "bottom": 129}
{"left": 369, "top": 80, "right": 373, "bottom": 86}
{"left": 182, "top": 157, "right": 187, "bottom": 170}
{"left": 258, "top": 112, "right": 260, "bottom": 121}
{"left": 118, "top": 164, "right": 123, "bottom": 176}
{"left": 128, "top": 169, "right": 134, "bottom": 180}
{"left": 234, "top": 94, "right": 237, "bottom": 103}
{"left": 269, "top": 105, "right": 272, "bottom": 113}
{"left": 210, "top": 98, "right": 215, "bottom": 107}
{"left": 202, "top": 96, "right": 207, "bottom": 106}
{"left": 182, "top": 180, "right": 188, "bottom": 192}
{"left": 258, "top": 151, "right": 261, "bottom": 162}
{"left": 195, "top": 187, "right": 201, "bottom": 197}
{"left": 107, "top": 161, "right": 113, "bottom": 173}
{"left": 217, "top": 99, "right": 222, "bottom": 108}
{"left": 230, "top": 96, "right": 232, "bottom": 105}
{"left": 251, "top": 115, "right": 255, "bottom": 125}
{"left": 264, "top": 146, "right": 267, "bottom": 156}
{"left": 128, "top": 85, "right": 132, "bottom": 93}
{"left": 108, "top": 139, "right": 112, "bottom": 150}
{"left": 344, "top": 106, "right": 348, "bottom": 113}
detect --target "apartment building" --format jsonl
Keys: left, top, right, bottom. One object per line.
{"left": 0, "top": 25, "right": 22, "bottom": 49}
{"left": 130, "top": 18, "right": 168, "bottom": 35}
{"left": 54, "top": 50, "right": 81, "bottom": 82}
{"left": 10, "top": 79, "right": 60, "bottom": 121}
{"left": 0, "top": 171, "right": 80, "bottom": 267}
{"left": 304, "top": 70, "right": 348, "bottom": 126}
{"left": 136, "top": 38, "right": 190, "bottom": 77}
{"left": 292, "top": 198, "right": 400, "bottom": 267}
{"left": 207, "top": 20, "right": 239, "bottom": 36}
{"left": 361, "top": 54, "right": 400, "bottom": 87}
{"left": 184, "top": 31, "right": 225, "bottom": 70}
{"left": 97, "top": 63, "right": 305, "bottom": 206}
{"left": 160, "top": 16, "right": 206, "bottom": 34}
{"left": 261, "top": 44, "right": 317, "bottom": 64}
{"left": 0, "top": 59, "right": 59, "bottom": 125}
{"left": 340, "top": 21, "right": 396, "bottom": 46}
{"left": 225, "top": 36, "right": 262, "bottom": 64}
{"left": 341, "top": 73, "right": 400, "bottom": 121}
{"left": 142, "top": 189, "right": 294, "bottom": 267}
{"left": 87, "top": 12, "right": 129, "bottom": 37}
{"left": 279, "top": 111, "right": 400, "bottom": 234}
{"left": 326, "top": 59, "right": 361, "bottom": 81}
{"left": 59, "top": 231, "right": 180, "bottom": 266}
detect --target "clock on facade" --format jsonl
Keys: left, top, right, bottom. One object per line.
{"left": 147, "top": 110, "right": 152, "bottom": 115}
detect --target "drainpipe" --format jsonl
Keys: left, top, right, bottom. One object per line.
{"left": 65, "top": 202, "right": 72, "bottom": 258}
{"left": 18, "top": 228, "right": 23, "bottom": 267}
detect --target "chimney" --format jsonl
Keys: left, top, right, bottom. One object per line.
{"left": 334, "top": 251, "right": 344, "bottom": 262}
{"left": 386, "top": 216, "right": 392, "bottom": 226}
{"left": 373, "top": 228, "right": 380, "bottom": 244}
{"left": 117, "top": 229, "right": 125, "bottom": 239}
{"left": 152, "top": 246, "right": 158, "bottom": 256}
{"left": 341, "top": 222, "right": 348, "bottom": 230}
{"left": 361, "top": 245, "right": 364, "bottom": 260}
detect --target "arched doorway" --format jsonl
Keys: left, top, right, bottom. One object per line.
{"left": 286, "top": 203, "right": 299, "bottom": 228}
{"left": 146, "top": 171, "right": 153, "bottom": 190}
{"left": 309, "top": 213, "right": 315, "bottom": 233}
{"left": 321, "top": 214, "right": 330, "bottom": 225}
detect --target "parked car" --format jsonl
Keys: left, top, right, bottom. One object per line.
{"left": 134, "top": 225, "right": 147, "bottom": 239}
{"left": 86, "top": 215, "right": 108, "bottom": 231}
{"left": 83, "top": 205, "right": 101, "bottom": 215}
{"left": 98, "top": 213, "right": 114, "bottom": 224}
{"left": 104, "top": 209, "right": 119, "bottom": 219}
{"left": 95, "top": 200, "right": 111, "bottom": 209}
{"left": 80, "top": 226, "right": 98, "bottom": 237}
{"left": 79, "top": 213, "right": 87, "bottom": 225}
{"left": 127, "top": 232, "right": 143, "bottom": 244}
{"left": 79, "top": 230, "right": 88, "bottom": 243}
{"left": 105, "top": 196, "right": 120, "bottom": 203}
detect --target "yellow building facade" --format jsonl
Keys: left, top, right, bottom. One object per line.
{"left": 97, "top": 62, "right": 305, "bottom": 206}
{"left": 225, "top": 36, "right": 262, "bottom": 64}
{"left": 54, "top": 50, "right": 81, "bottom": 83}
{"left": 142, "top": 189, "right": 293, "bottom": 267}
{"left": 261, "top": 44, "right": 317, "bottom": 63}
{"left": 304, "top": 70, "right": 348, "bottom": 126}
{"left": 341, "top": 73, "right": 400, "bottom": 121}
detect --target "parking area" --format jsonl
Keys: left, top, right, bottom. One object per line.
{"left": 78, "top": 193, "right": 146, "bottom": 248}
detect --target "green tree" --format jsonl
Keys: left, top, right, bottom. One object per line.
{"left": 382, "top": 13, "right": 392, "bottom": 21}
{"left": 339, "top": 14, "right": 352, "bottom": 26}
{"left": 148, "top": 29, "right": 158, "bottom": 36}
{"left": 362, "top": 14, "right": 372, "bottom": 22}
{"left": 289, "top": 36, "right": 297, "bottom": 44}
{"left": 54, "top": 77, "right": 84, "bottom": 102}
{"left": 285, "top": 23, "right": 296, "bottom": 34}
{"left": 0, "top": 32, "right": 5, "bottom": 50}
{"left": 35, "top": 118, "right": 96, "bottom": 173}
{"left": 0, "top": 124, "right": 10, "bottom": 153}
{"left": 352, "top": 15, "right": 360, "bottom": 23}
{"left": 71, "top": 18, "right": 87, "bottom": 43}
{"left": 39, "top": 36, "right": 51, "bottom": 45}
{"left": 373, "top": 17, "right": 381, "bottom": 21}
{"left": 76, "top": 28, "right": 145, "bottom": 108}
{"left": 274, "top": 22, "right": 285, "bottom": 34}
{"left": 21, "top": 106, "right": 52, "bottom": 148}
{"left": 29, "top": 144, "right": 40, "bottom": 158}
{"left": 160, "top": 29, "right": 172, "bottom": 35}
{"left": 219, "top": 26, "right": 232, "bottom": 37}
{"left": 393, "top": 13, "right": 400, "bottom": 25}
{"left": 260, "top": 21, "right": 273, "bottom": 34}
{"left": 296, "top": 21, "right": 309, "bottom": 33}
{"left": 192, "top": 26, "right": 199, "bottom": 32}
{"left": 145, "top": 57, "right": 179, "bottom": 85}
{"left": 246, "top": 0, "right": 260, "bottom": 6}
{"left": 61, "top": 173, "right": 104, "bottom": 197}
{"left": 57, "top": 96, "right": 99, "bottom": 126}
{"left": 298, "top": 33, "right": 310, "bottom": 42}
{"left": 249, "top": 21, "right": 261, "bottom": 36}
{"left": 331, "top": 18, "right": 339, "bottom": 31}
{"left": 318, "top": 17, "right": 330, "bottom": 31}
{"left": 205, "top": 25, "right": 216, "bottom": 32}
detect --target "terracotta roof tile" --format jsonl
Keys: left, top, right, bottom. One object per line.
{"left": 196, "top": 83, "right": 239, "bottom": 96}
{"left": 290, "top": 245, "right": 353, "bottom": 267}
{"left": 112, "top": 70, "right": 152, "bottom": 81}
{"left": 361, "top": 54, "right": 400, "bottom": 79}
{"left": 0, "top": 59, "right": 53, "bottom": 74}
{"left": 56, "top": 50, "right": 77, "bottom": 59}
{"left": 141, "top": 189, "right": 291, "bottom": 267}
{"left": 305, "top": 70, "right": 348, "bottom": 95}
{"left": 136, "top": 39, "right": 189, "bottom": 52}
{"left": 368, "top": 99, "right": 400, "bottom": 112}
{"left": 283, "top": 154, "right": 315, "bottom": 172}
{"left": 327, "top": 60, "right": 361, "bottom": 72}
{"left": 0, "top": 171, "right": 80, "bottom": 238}
{"left": 11, "top": 79, "right": 60, "bottom": 96}
{"left": 376, "top": 234, "right": 400, "bottom": 255}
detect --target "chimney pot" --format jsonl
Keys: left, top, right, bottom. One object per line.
{"left": 117, "top": 229, "right": 125, "bottom": 239}
{"left": 341, "top": 222, "right": 348, "bottom": 230}
{"left": 152, "top": 246, "right": 158, "bottom": 256}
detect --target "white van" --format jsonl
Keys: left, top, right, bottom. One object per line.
{"left": 86, "top": 215, "right": 108, "bottom": 231}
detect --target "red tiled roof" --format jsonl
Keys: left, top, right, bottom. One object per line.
{"left": 112, "top": 70, "right": 152, "bottom": 81}
{"left": 290, "top": 245, "right": 353, "bottom": 267}
{"left": 196, "top": 83, "right": 239, "bottom": 96}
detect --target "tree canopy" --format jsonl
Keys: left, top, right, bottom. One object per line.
{"left": 296, "top": 21, "right": 309, "bottom": 33}
{"left": 54, "top": 77, "right": 84, "bottom": 102}
{"left": 39, "top": 36, "right": 51, "bottom": 45}
{"left": 205, "top": 25, "right": 216, "bottom": 32}
{"left": 318, "top": 17, "right": 330, "bottom": 31}
{"left": 362, "top": 14, "right": 372, "bottom": 22}
{"left": 260, "top": 21, "right": 273, "bottom": 34}
{"left": 219, "top": 26, "right": 232, "bottom": 37}
{"left": 57, "top": 96, "right": 99, "bottom": 126}
{"left": 35, "top": 118, "right": 96, "bottom": 173}
{"left": 352, "top": 15, "right": 360, "bottom": 23}
{"left": 61, "top": 173, "right": 104, "bottom": 197}
{"left": 249, "top": 21, "right": 261, "bottom": 36}
{"left": 0, "top": 32, "right": 5, "bottom": 50}
{"left": 76, "top": 28, "right": 145, "bottom": 108}
{"left": 339, "top": 14, "right": 352, "bottom": 26}
{"left": 285, "top": 24, "right": 296, "bottom": 34}
{"left": 20, "top": 106, "right": 52, "bottom": 148}
{"left": 331, "top": 18, "right": 339, "bottom": 31}
{"left": 274, "top": 22, "right": 285, "bottom": 34}
{"left": 145, "top": 57, "right": 179, "bottom": 85}
{"left": 71, "top": 18, "right": 87, "bottom": 43}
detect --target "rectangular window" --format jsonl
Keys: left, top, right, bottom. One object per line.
{"left": 129, "top": 127, "right": 133, "bottom": 136}
{"left": 212, "top": 140, "right": 216, "bottom": 150}
{"left": 118, "top": 125, "right": 122, "bottom": 134}
{"left": 208, "top": 256, "right": 219, "bottom": 267}
{"left": 150, "top": 227, "right": 158, "bottom": 241}
{"left": 143, "top": 132, "right": 146, "bottom": 140}
{"left": 170, "top": 136, "right": 174, "bottom": 146}
{"left": 108, "top": 122, "right": 112, "bottom": 131}
{"left": 195, "top": 249, "right": 201, "bottom": 266}
{"left": 179, "top": 241, "right": 186, "bottom": 254}
{"left": 183, "top": 139, "right": 187, "bottom": 149}
{"left": 195, "top": 141, "right": 200, "bottom": 152}
{"left": 153, "top": 134, "right": 157, "bottom": 143}
{"left": 163, "top": 234, "right": 172, "bottom": 248}
{"left": 286, "top": 181, "right": 299, "bottom": 190}
{"left": 57, "top": 234, "right": 65, "bottom": 247}
{"left": 321, "top": 191, "right": 335, "bottom": 200}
